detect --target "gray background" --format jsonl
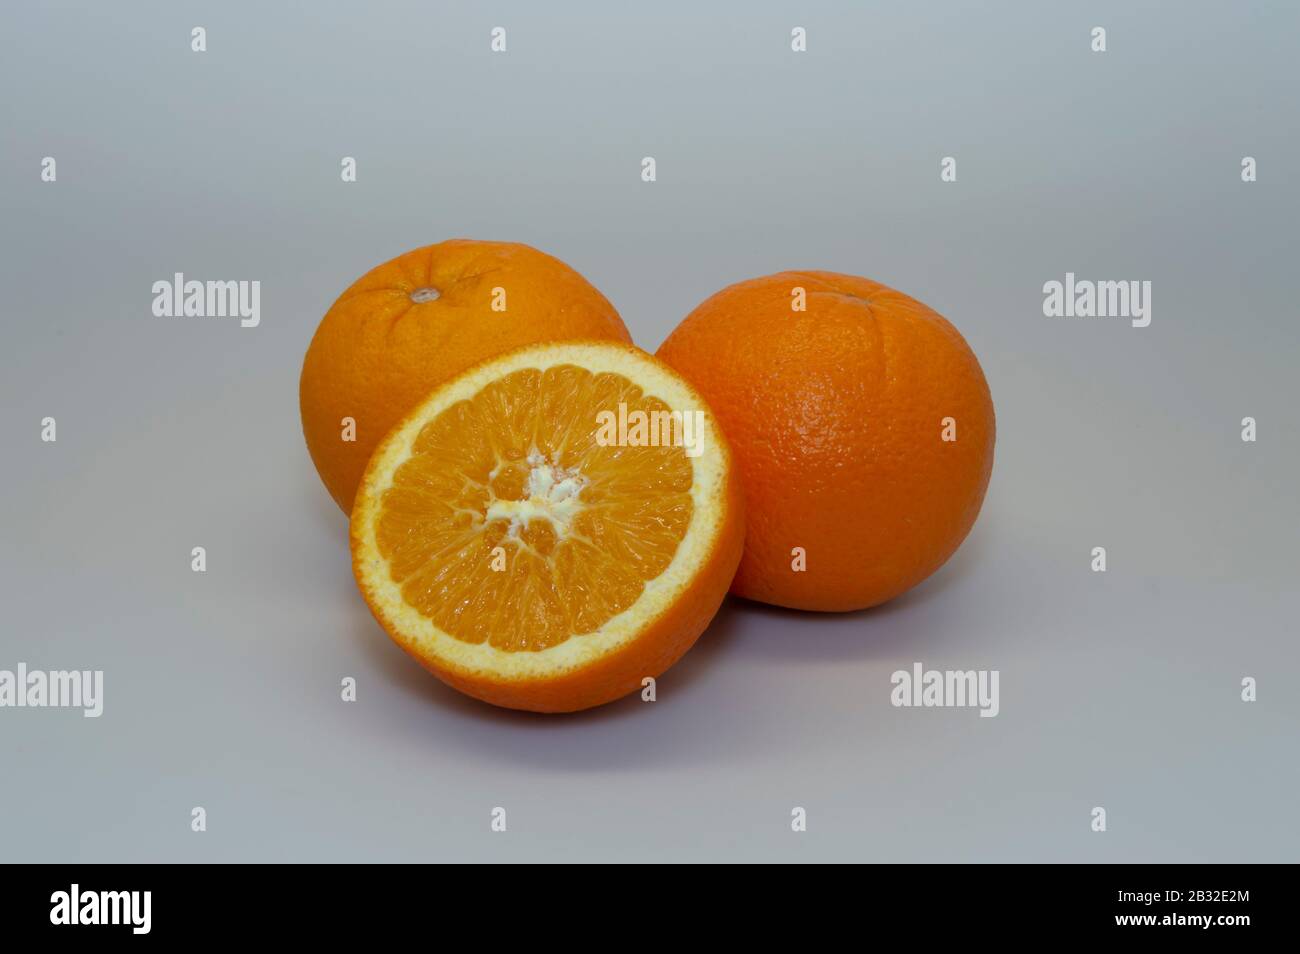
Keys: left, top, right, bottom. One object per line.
{"left": 2, "top": 1, "right": 1296, "bottom": 862}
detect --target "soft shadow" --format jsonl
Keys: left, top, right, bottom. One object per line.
{"left": 720, "top": 523, "right": 994, "bottom": 662}
{"left": 305, "top": 472, "right": 347, "bottom": 532}
{"left": 346, "top": 524, "right": 996, "bottom": 770}
{"left": 348, "top": 597, "right": 779, "bottom": 772}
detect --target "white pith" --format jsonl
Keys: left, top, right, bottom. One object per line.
{"left": 351, "top": 342, "right": 729, "bottom": 682}
{"left": 483, "top": 449, "right": 588, "bottom": 543}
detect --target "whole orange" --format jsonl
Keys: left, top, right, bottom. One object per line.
{"left": 300, "top": 240, "right": 631, "bottom": 512}
{"left": 656, "top": 271, "right": 995, "bottom": 612}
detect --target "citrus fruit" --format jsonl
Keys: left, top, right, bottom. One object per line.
{"left": 350, "top": 340, "right": 744, "bottom": 712}
{"left": 300, "top": 240, "right": 631, "bottom": 513}
{"left": 656, "top": 271, "right": 994, "bottom": 612}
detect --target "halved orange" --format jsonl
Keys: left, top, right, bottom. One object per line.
{"left": 350, "top": 341, "right": 744, "bottom": 712}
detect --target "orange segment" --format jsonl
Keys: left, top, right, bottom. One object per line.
{"left": 350, "top": 341, "right": 744, "bottom": 713}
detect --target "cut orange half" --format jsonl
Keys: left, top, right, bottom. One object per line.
{"left": 350, "top": 340, "right": 744, "bottom": 712}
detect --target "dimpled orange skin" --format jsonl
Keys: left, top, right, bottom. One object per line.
{"left": 656, "top": 271, "right": 995, "bottom": 612}
{"left": 300, "top": 240, "right": 631, "bottom": 512}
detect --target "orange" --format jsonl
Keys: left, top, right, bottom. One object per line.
{"left": 657, "top": 271, "right": 994, "bottom": 612}
{"left": 300, "top": 240, "right": 631, "bottom": 512}
{"left": 350, "top": 340, "right": 744, "bottom": 712}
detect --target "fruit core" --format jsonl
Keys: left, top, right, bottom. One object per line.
{"left": 484, "top": 450, "right": 588, "bottom": 554}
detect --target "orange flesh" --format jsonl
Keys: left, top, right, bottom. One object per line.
{"left": 374, "top": 365, "right": 694, "bottom": 652}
